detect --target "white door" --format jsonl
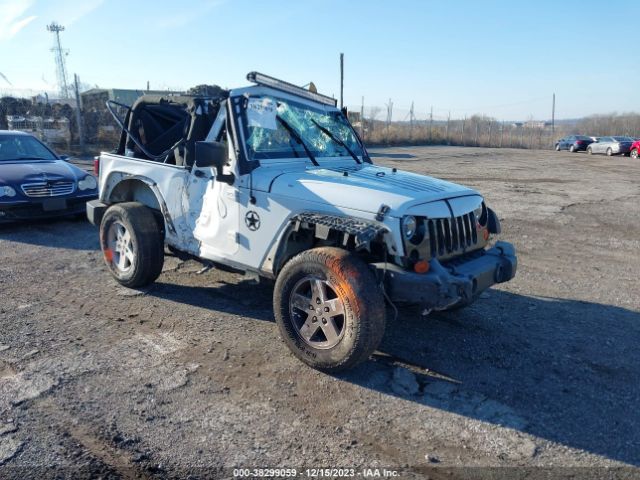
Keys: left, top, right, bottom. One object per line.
{"left": 186, "top": 105, "right": 241, "bottom": 261}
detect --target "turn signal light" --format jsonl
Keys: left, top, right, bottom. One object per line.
{"left": 414, "top": 260, "right": 430, "bottom": 274}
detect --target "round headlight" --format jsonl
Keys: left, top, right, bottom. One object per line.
{"left": 402, "top": 215, "right": 417, "bottom": 239}
{"left": 473, "top": 203, "right": 487, "bottom": 226}
{"left": 78, "top": 175, "right": 97, "bottom": 191}
{"left": 0, "top": 186, "right": 17, "bottom": 198}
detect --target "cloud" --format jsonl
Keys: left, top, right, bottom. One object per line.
{"left": 0, "top": 0, "right": 37, "bottom": 41}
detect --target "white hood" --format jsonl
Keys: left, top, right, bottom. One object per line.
{"left": 254, "top": 163, "right": 480, "bottom": 217}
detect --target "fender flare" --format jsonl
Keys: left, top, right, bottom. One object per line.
{"left": 102, "top": 173, "right": 177, "bottom": 235}
{"left": 291, "top": 212, "right": 389, "bottom": 249}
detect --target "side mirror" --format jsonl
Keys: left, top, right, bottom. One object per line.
{"left": 195, "top": 141, "right": 235, "bottom": 185}
{"left": 59, "top": 154, "right": 69, "bottom": 161}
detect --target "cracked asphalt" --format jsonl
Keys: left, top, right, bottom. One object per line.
{"left": 1, "top": 146, "right": 639, "bottom": 479}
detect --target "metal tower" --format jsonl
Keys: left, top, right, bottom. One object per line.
{"left": 46, "top": 22, "right": 70, "bottom": 98}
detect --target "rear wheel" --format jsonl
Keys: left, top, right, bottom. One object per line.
{"left": 587, "top": 146, "right": 593, "bottom": 155}
{"left": 99, "top": 202, "right": 164, "bottom": 288}
{"left": 274, "top": 247, "right": 385, "bottom": 372}
{"left": 606, "top": 148, "right": 613, "bottom": 156}
{"left": 569, "top": 145, "right": 576, "bottom": 152}
{"left": 631, "top": 148, "right": 639, "bottom": 160}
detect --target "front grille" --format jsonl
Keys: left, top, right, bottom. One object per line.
{"left": 21, "top": 181, "right": 75, "bottom": 197}
{"left": 427, "top": 212, "right": 478, "bottom": 258}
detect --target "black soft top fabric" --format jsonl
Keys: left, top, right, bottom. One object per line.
{"left": 121, "top": 90, "right": 228, "bottom": 167}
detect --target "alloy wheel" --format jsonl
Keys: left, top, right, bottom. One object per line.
{"left": 289, "top": 276, "right": 347, "bottom": 349}
{"left": 106, "top": 220, "right": 135, "bottom": 273}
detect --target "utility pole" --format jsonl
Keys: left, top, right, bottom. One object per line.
{"left": 461, "top": 116, "right": 466, "bottom": 146}
{"left": 429, "top": 106, "right": 433, "bottom": 142}
{"left": 500, "top": 121, "right": 504, "bottom": 148}
{"left": 445, "top": 111, "right": 450, "bottom": 145}
{"left": 73, "top": 73, "right": 85, "bottom": 152}
{"left": 551, "top": 92, "right": 556, "bottom": 147}
{"left": 339, "top": 53, "right": 344, "bottom": 109}
{"left": 360, "top": 96, "right": 365, "bottom": 139}
{"left": 385, "top": 98, "right": 393, "bottom": 142}
{"left": 47, "top": 22, "right": 70, "bottom": 99}
{"left": 474, "top": 122, "right": 479, "bottom": 146}
{"left": 409, "top": 101, "right": 414, "bottom": 139}
{"left": 488, "top": 120, "right": 493, "bottom": 147}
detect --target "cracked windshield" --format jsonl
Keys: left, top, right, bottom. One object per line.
{"left": 244, "top": 96, "right": 364, "bottom": 161}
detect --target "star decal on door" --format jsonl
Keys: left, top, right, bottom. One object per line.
{"left": 245, "top": 210, "right": 261, "bottom": 231}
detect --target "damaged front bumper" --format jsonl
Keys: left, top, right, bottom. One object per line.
{"left": 373, "top": 241, "right": 517, "bottom": 310}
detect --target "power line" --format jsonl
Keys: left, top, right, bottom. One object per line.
{"left": 0, "top": 72, "right": 12, "bottom": 86}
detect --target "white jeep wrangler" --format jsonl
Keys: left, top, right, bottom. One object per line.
{"left": 87, "top": 72, "right": 517, "bottom": 371}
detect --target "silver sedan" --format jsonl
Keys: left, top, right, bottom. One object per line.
{"left": 587, "top": 136, "right": 635, "bottom": 156}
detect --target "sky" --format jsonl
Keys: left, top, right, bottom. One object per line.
{"left": 0, "top": 0, "right": 639, "bottom": 121}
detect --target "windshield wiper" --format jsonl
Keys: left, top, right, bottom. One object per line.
{"left": 276, "top": 115, "right": 319, "bottom": 166}
{"left": 311, "top": 119, "right": 361, "bottom": 164}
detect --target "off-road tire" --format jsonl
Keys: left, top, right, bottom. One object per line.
{"left": 631, "top": 148, "right": 639, "bottom": 160}
{"left": 606, "top": 148, "right": 613, "bottom": 156}
{"left": 99, "top": 202, "right": 164, "bottom": 288}
{"left": 274, "top": 247, "right": 385, "bottom": 372}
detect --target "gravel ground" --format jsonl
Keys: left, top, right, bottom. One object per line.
{"left": 0, "top": 146, "right": 639, "bottom": 479}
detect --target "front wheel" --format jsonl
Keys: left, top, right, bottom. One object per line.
{"left": 99, "top": 202, "right": 164, "bottom": 288}
{"left": 631, "top": 148, "right": 639, "bottom": 160}
{"left": 555, "top": 144, "right": 561, "bottom": 151}
{"left": 606, "top": 148, "right": 613, "bottom": 156}
{"left": 273, "top": 247, "right": 386, "bottom": 372}
{"left": 587, "top": 146, "right": 593, "bottom": 155}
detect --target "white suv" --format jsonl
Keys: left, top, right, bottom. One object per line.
{"left": 87, "top": 72, "right": 517, "bottom": 371}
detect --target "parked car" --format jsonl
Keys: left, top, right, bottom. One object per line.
{"left": 586, "top": 136, "right": 635, "bottom": 156}
{"left": 87, "top": 72, "right": 518, "bottom": 371}
{"left": 630, "top": 140, "right": 640, "bottom": 160}
{"left": 554, "top": 135, "right": 594, "bottom": 152}
{"left": 0, "top": 130, "right": 98, "bottom": 222}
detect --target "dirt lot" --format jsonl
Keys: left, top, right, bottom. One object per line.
{"left": 1, "top": 146, "right": 639, "bottom": 479}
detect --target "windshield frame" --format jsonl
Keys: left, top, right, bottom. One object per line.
{"left": 0, "top": 133, "right": 59, "bottom": 162}
{"left": 236, "top": 89, "right": 366, "bottom": 166}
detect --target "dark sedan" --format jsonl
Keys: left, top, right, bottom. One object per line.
{"left": 555, "top": 135, "right": 594, "bottom": 152}
{"left": 0, "top": 130, "right": 97, "bottom": 223}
